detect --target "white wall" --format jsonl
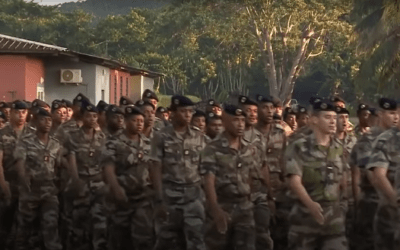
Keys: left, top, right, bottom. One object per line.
{"left": 131, "top": 75, "right": 155, "bottom": 101}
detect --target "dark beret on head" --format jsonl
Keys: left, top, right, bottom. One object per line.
{"left": 224, "top": 104, "right": 246, "bottom": 117}
{"left": 142, "top": 89, "right": 159, "bottom": 102}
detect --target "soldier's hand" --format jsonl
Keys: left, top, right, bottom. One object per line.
{"left": 309, "top": 201, "right": 324, "bottom": 225}
{"left": 154, "top": 203, "right": 169, "bottom": 222}
{"left": 113, "top": 185, "right": 128, "bottom": 203}
{"left": 212, "top": 207, "right": 230, "bottom": 234}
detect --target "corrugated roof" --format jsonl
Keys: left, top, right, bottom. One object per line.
{"left": 0, "top": 34, "right": 164, "bottom": 78}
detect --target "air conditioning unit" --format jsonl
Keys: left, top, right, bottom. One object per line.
{"left": 60, "top": 69, "right": 83, "bottom": 84}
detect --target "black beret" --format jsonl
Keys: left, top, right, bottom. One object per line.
{"left": 335, "top": 106, "right": 350, "bottom": 115}
{"left": 125, "top": 106, "right": 144, "bottom": 117}
{"left": 357, "top": 103, "right": 369, "bottom": 112}
{"left": 224, "top": 104, "right": 246, "bottom": 117}
{"left": 0, "top": 102, "right": 10, "bottom": 108}
{"left": 62, "top": 99, "right": 73, "bottom": 108}
{"left": 73, "top": 93, "right": 90, "bottom": 106}
{"left": 106, "top": 105, "right": 124, "bottom": 117}
{"left": 207, "top": 99, "right": 221, "bottom": 108}
{"left": 238, "top": 95, "right": 258, "bottom": 106}
{"left": 81, "top": 99, "right": 98, "bottom": 113}
{"left": 313, "top": 100, "right": 335, "bottom": 112}
{"left": 135, "top": 99, "right": 155, "bottom": 110}
{"left": 34, "top": 107, "right": 52, "bottom": 118}
{"left": 0, "top": 111, "right": 5, "bottom": 120}
{"left": 330, "top": 96, "right": 345, "bottom": 103}
{"left": 309, "top": 96, "right": 322, "bottom": 105}
{"left": 272, "top": 96, "right": 282, "bottom": 107}
{"left": 256, "top": 94, "right": 274, "bottom": 104}
{"left": 193, "top": 110, "right": 206, "bottom": 118}
{"left": 369, "top": 108, "right": 377, "bottom": 116}
{"left": 171, "top": 95, "right": 194, "bottom": 109}
{"left": 284, "top": 107, "right": 296, "bottom": 115}
{"left": 96, "top": 100, "right": 109, "bottom": 112}
{"left": 11, "top": 100, "right": 28, "bottom": 110}
{"left": 51, "top": 101, "right": 66, "bottom": 113}
{"left": 119, "top": 96, "right": 135, "bottom": 106}
{"left": 142, "top": 89, "right": 159, "bottom": 102}
{"left": 32, "top": 99, "right": 50, "bottom": 109}
{"left": 156, "top": 107, "right": 168, "bottom": 113}
{"left": 297, "top": 106, "right": 307, "bottom": 114}
{"left": 379, "top": 97, "right": 397, "bottom": 110}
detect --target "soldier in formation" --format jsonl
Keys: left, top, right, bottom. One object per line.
{"left": 2, "top": 89, "right": 400, "bottom": 250}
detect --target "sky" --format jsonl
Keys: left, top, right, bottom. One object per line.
{"left": 28, "top": 0, "right": 80, "bottom": 5}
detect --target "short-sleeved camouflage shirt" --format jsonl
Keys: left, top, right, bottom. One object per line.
{"left": 66, "top": 127, "right": 106, "bottom": 177}
{"left": 14, "top": 135, "right": 61, "bottom": 182}
{"left": 286, "top": 132, "right": 345, "bottom": 203}
{"left": 101, "top": 132, "right": 152, "bottom": 200}
{"left": 200, "top": 132, "right": 256, "bottom": 202}
{"left": 54, "top": 118, "right": 80, "bottom": 145}
{"left": 0, "top": 124, "right": 34, "bottom": 172}
{"left": 366, "top": 127, "right": 400, "bottom": 205}
{"left": 150, "top": 126, "right": 206, "bottom": 185}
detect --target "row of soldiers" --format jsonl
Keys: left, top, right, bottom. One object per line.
{"left": 0, "top": 89, "right": 398, "bottom": 250}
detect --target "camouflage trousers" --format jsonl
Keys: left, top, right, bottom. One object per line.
{"left": 345, "top": 204, "right": 356, "bottom": 250}
{"left": 65, "top": 178, "right": 107, "bottom": 250}
{"left": 153, "top": 183, "right": 206, "bottom": 250}
{"left": 0, "top": 197, "right": 18, "bottom": 250}
{"left": 252, "top": 194, "right": 273, "bottom": 250}
{"left": 373, "top": 204, "right": 397, "bottom": 250}
{"left": 270, "top": 201, "right": 291, "bottom": 250}
{"left": 205, "top": 199, "right": 255, "bottom": 250}
{"left": 352, "top": 196, "right": 378, "bottom": 250}
{"left": 288, "top": 202, "right": 348, "bottom": 250}
{"left": 15, "top": 182, "right": 62, "bottom": 250}
{"left": 106, "top": 197, "right": 155, "bottom": 250}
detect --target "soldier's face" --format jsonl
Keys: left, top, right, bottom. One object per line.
{"left": 174, "top": 107, "right": 194, "bottom": 126}
{"left": 191, "top": 116, "right": 206, "bottom": 133}
{"left": 37, "top": 116, "right": 52, "bottom": 133}
{"left": 0, "top": 118, "right": 5, "bottom": 129}
{"left": 1, "top": 108, "right": 10, "bottom": 121}
{"left": 243, "top": 104, "right": 258, "bottom": 126}
{"left": 10, "top": 109, "right": 28, "bottom": 126}
{"left": 126, "top": 114, "right": 144, "bottom": 134}
{"left": 275, "top": 106, "right": 283, "bottom": 116}
{"left": 224, "top": 114, "right": 245, "bottom": 137}
{"left": 337, "top": 113, "right": 349, "bottom": 133}
{"left": 335, "top": 101, "right": 345, "bottom": 108}
{"left": 285, "top": 114, "right": 297, "bottom": 130}
{"left": 206, "top": 118, "right": 223, "bottom": 138}
{"left": 141, "top": 106, "right": 155, "bottom": 127}
{"left": 358, "top": 110, "right": 370, "bottom": 127}
{"left": 109, "top": 114, "right": 124, "bottom": 130}
{"left": 98, "top": 111, "right": 107, "bottom": 126}
{"left": 297, "top": 114, "right": 309, "bottom": 128}
{"left": 149, "top": 99, "right": 158, "bottom": 108}
{"left": 66, "top": 107, "right": 73, "bottom": 120}
{"left": 162, "top": 112, "right": 169, "bottom": 121}
{"left": 312, "top": 111, "right": 337, "bottom": 135}
{"left": 82, "top": 111, "right": 98, "bottom": 129}
{"left": 53, "top": 107, "right": 67, "bottom": 124}
{"left": 380, "top": 110, "right": 399, "bottom": 129}
{"left": 258, "top": 103, "right": 275, "bottom": 123}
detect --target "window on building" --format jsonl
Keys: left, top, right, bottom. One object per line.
{"left": 101, "top": 90, "right": 105, "bottom": 101}
{"left": 120, "top": 76, "right": 123, "bottom": 96}
{"left": 114, "top": 75, "right": 117, "bottom": 104}
{"left": 126, "top": 77, "right": 129, "bottom": 96}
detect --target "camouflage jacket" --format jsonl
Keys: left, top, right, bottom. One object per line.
{"left": 349, "top": 127, "right": 383, "bottom": 202}
{"left": 200, "top": 132, "right": 255, "bottom": 203}
{"left": 54, "top": 118, "right": 80, "bottom": 145}
{"left": 286, "top": 132, "right": 345, "bottom": 203}
{"left": 0, "top": 124, "right": 35, "bottom": 172}
{"left": 14, "top": 135, "right": 61, "bottom": 182}
{"left": 66, "top": 127, "right": 106, "bottom": 177}
{"left": 154, "top": 117, "right": 166, "bottom": 131}
{"left": 288, "top": 125, "right": 313, "bottom": 144}
{"left": 150, "top": 125, "right": 206, "bottom": 185}
{"left": 353, "top": 124, "right": 370, "bottom": 139}
{"left": 101, "top": 132, "right": 152, "bottom": 199}
{"left": 366, "top": 127, "right": 400, "bottom": 206}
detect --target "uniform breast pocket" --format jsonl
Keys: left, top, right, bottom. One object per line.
{"left": 163, "top": 141, "right": 180, "bottom": 163}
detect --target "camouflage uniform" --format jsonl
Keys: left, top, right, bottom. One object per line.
{"left": 101, "top": 132, "right": 154, "bottom": 250}
{"left": 154, "top": 117, "right": 166, "bottom": 130}
{"left": 285, "top": 132, "right": 348, "bottom": 250}
{"left": 14, "top": 134, "right": 62, "bottom": 250}
{"left": 244, "top": 127, "right": 273, "bottom": 250}
{"left": 349, "top": 127, "right": 383, "bottom": 250}
{"left": 336, "top": 132, "right": 357, "bottom": 249}
{"left": 0, "top": 124, "right": 34, "bottom": 249}
{"left": 366, "top": 127, "right": 400, "bottom": 250}
{"left": 65, "top": 128, "right": 107, "bottom": 250}
{"left": 259, "top": 123, "right": 289, "bottom": 250}
{"left": 288, "top": 125, "right": 312, "bottom": 144}
{"left": 201, "top": 132, "right": 256, "bottom": 250}
{"left": 150, "top": 126, "right": 206, "bottom": 250}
